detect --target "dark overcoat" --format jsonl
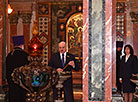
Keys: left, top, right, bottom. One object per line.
{"left": 6, "top": 47, "right": 29, "bottom": 102}
{"left": 120, "top": 54, "right": 138, "bottom": 93}
{"left": 116, "top": 50, "right": 122, "bottom": 91}
{"left": 48, "top": 52, "right": 79, "bottom": 102}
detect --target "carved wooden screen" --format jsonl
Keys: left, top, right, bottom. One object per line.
{"left": 116, "top": 2, "right": 126, "bottom": 41}
{"left": 37, "top": 3, "right": 51, "bottom": 65}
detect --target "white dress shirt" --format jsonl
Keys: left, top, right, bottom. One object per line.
{"left": 60, "top": 52, "right": 67, "bottom": 63}
{"left": 125, "top": 54, "right": 130, "bottom": 62}
{"left": 60, "top": 52, "right": 75, "bottom": 68}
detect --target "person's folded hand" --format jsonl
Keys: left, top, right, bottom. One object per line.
{"left": 57, "top": 68, "right": 63, "bottom": 72}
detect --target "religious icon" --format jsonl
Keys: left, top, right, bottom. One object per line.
{"left": 66, "top": 13, "right": 83, "bottom": 57}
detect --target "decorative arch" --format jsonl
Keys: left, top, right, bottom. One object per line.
{"left": 66, "top": 13, "right": 83, "bottom": 57}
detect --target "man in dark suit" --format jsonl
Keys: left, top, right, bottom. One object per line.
{"left": 48, "top": 41, "right": 79, "bottom": 102}
{"left": 6, "top": 35, "right": 29, "bottom": 102}
{"left": 116, "top": 41, "right": 123, "bottom": 93}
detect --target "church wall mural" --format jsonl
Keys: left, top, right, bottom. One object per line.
{"left": 51, "top": 1, "right": 82, "bottom": 54}
{"left": 66, "top": 13, "right": 83, "bottom": 58}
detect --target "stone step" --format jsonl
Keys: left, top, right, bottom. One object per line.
{"left": 72, "top": 69, "right": 82, "bottom": 85}
{"left": 73, "top": 80, "right": 82, "bottom": 84}
{"left": 72, "top": 69, "right": 82, "bottom": 102}
{"left": 73, "top": 90, "right": 82, "bottom": 102}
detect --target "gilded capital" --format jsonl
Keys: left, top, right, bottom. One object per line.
{"left": 9, "top": 14, "right": 19, "bottom": 24}
{"left": 21, "top": 13, "right": 32, "bottom": 24}
{"left": 130, "top": 12, "right": 138, "bottom": 23}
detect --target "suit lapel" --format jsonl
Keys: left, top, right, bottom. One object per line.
{"left": 57, "top": 52, "right": 63, "bottom": 67}
{"left": 66, "top": 53, "right": 71, "bottom": 65}
{"left": 65, "top": 53, "right": 68, "bottom": 65}
{"left": 125, "top": 55, "right": 131, "bottom": 63}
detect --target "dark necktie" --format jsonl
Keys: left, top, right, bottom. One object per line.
{"left": 62, "top": 54, "right": 65, "bottom": 67}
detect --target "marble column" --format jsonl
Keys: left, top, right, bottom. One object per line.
{"left": 22, "top": 13, "right": 32, "bottom": 51}
{"left": 9, "top": 14, "right": 18, "bottom": 50}
{"left": 0, "top": 0, "right": 4, "bottom": 86}
{"left": 0, "top": 1, "right": 9, "bottom": 101}
{"left": 0, "top": 0, "right": 8, "bottom": 86}
{"left": 17, "top": 18, "right": 23, "bottom": 35}
{"left": 125, "top": 8, "right": 133, "bottom": 45}
{"left": 112, "top": 0, "right": 117, "bottom": 90}
{"left": 105, "top": 0, "right": 112, "bottom": 101}
{"left": 83, "top": 0, "right": 88, "bottom": 101}
{"left": 83, "top": 0, "right": 112, "bottom": 101}
{"left": 133, "top": 23, "right": 138, "bottom": 57}
{"left": 130, "top": 12, "right": 138, "bottom": 57}
{"left": 30, "top": 2, "right": 36, "bottom": 40}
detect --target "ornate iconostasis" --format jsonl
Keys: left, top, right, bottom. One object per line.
{"left": 37, "top": 2, "right": 83, "bottom": 101}
{"left": 7, "top": 1, "right": 82, "bottom": 65}
{"left": 7, "top": 1, "right": 83, "bottom": 101}
{"left": 37, "top": 1, "right": 82, "bottom": 65}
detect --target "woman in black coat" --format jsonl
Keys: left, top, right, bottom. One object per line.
{"left": 120, "top": 44, "right": 138, "bottom": 102}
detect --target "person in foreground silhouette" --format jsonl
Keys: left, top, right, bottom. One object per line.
{"left": 6, "top": 35, "right": 29, "bottom": 102}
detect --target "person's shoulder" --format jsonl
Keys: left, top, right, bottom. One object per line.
{"left": 132, "top": 55, "right": 137, "bottom": 57}
{"left": 13, "top": 47, "right": 22, "bottom": 53}
{"left": 131, "top": 55, "right": 137, "bottom": 59}
{"left": 51, "top": 52, "right": 59, "bottom": 57}
{"left": 16, "top": 48, "right": 28, "bottom": 54}
{"left": 12, "top": 47, "right": 29, "bottom": 56}
{"left": 6, "top": 51, "right": 12, "bottom": 59}
{"left": 121, "top": 55, "right": 125, "bottom": 59}
{"left": 122, "top": 55, "right": 125, "bottom": 57}
{"left": 22, "top": 51, "right": 29, "bottom": 56}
